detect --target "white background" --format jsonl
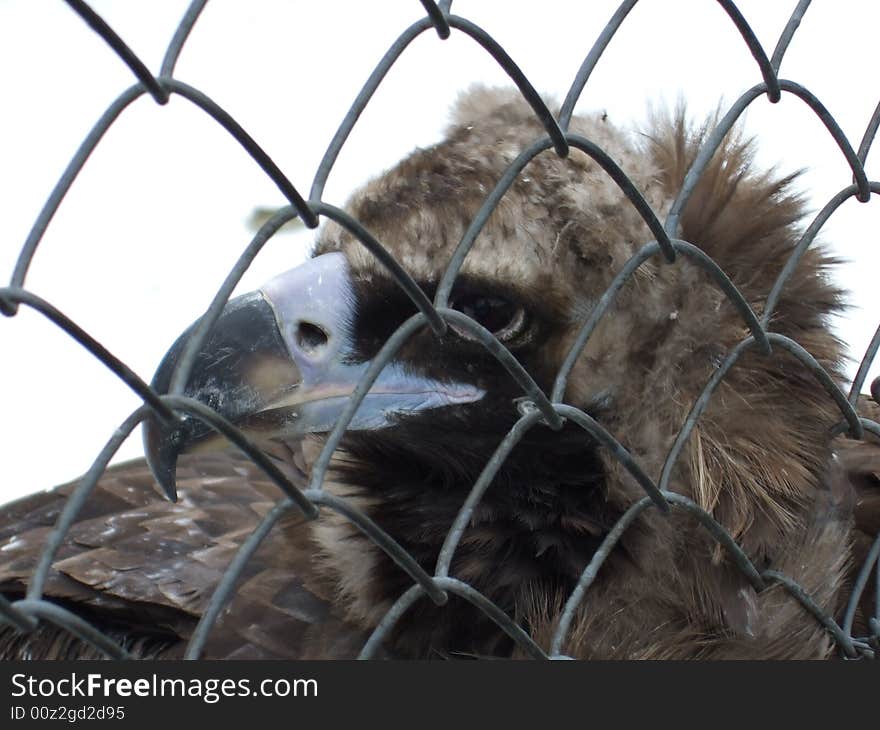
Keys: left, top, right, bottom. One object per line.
{"left": 1, "top": 1, "right": 878, "bottom": 504}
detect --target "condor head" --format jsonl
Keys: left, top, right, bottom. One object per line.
{"left": 144, "top": 88, "right": 850, "bottom": 659}
{"left": 143, "top": 219, "right": 621, "bottom": 656}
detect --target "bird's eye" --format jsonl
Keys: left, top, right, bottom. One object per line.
{"left": 450, "top": 293, "right": 528, "bottom": 343}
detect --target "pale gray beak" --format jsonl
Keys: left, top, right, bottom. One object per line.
{"left": 144, "top": 252, "right": 483, "bottom": 497}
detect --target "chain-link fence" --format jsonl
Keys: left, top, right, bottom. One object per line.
{"left": 1, "top": 0, "right": 878, "bottom": 660}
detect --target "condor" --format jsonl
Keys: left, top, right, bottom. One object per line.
{"left": 1, "top": 88, "right": 877, "bottom": 659}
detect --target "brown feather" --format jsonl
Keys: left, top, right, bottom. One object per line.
{"left": 0, "top": 448, "right": 380, "bottom": 659}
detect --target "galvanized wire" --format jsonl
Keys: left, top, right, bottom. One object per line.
{"left": 1, "top": 0, "right": 878, "bottom": 661}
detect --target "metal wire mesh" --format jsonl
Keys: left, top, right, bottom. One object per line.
{"left": 1, "top": 0, "right": 879, "bottom": 660}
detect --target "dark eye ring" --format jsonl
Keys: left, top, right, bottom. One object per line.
{"left": 450, "top": 294, "right": 528, "bottom": 343}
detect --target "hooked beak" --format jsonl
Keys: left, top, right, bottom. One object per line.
{"left": 144, "top": 252, "right": 483, "bottom": 499}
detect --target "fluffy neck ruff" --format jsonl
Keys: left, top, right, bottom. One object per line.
{"left": 307, "top": 404, "right": 619, "bottom": 658}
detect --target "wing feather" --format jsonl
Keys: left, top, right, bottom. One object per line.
{"left": 0, "top": 447, "right": 379, "bottom": 659}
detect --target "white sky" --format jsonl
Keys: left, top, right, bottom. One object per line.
{"left": 1, "top": 0, "right": 878, "bottom": 503}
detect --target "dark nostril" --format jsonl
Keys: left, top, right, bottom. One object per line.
{"left": 295, "top": 321, "right": 329, "bottom": 354}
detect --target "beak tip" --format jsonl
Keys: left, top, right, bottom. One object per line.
{"left": 143, "top": 416, "right": 182, "bottom": 503}
{"left": 158, "top": 476, "right": 179, "bottom": 503}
